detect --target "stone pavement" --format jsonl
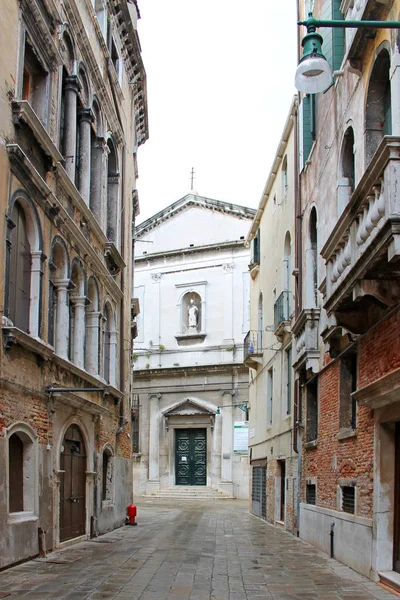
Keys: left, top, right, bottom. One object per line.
{"left": 0, "top": 498, "right": 397, "bottom": 600}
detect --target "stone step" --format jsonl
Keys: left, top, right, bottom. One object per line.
{"left": 142, "top": 486, "right": 235, "bottom": 499}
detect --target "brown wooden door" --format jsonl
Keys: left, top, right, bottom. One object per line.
{"left": 394, "top": 423, "right": 400, "bottom": 572}
{"left": 60, "top": 425, "right": 86, "bottom": 542}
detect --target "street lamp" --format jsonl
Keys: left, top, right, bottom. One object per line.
{"left": 295, "top": 13, "right": 400, "bottom": 94}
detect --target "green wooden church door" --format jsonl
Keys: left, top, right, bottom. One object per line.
{"left": 175, "top": 429, "right": 206, "bottom": 486}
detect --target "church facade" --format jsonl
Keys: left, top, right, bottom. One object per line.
{"left": 132, "top": 194, "right": 255, "bottom": 499}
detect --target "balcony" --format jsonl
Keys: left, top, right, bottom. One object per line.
{"left": 243, "top": 330, "right": 263, "bottom": 368}
{"left": 321, "top": 136, "right": 400, "bottom": 334}
{"left": 274, "top": 291, "right": 290, "bottom": 340}
{"left": 292, "top": 309, "right": 320, "bottom": 374}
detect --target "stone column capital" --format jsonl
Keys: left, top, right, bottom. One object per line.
{"left": 64, "top": 75, "right": 81, "bottom": 93}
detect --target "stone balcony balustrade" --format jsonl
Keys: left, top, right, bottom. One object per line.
{"left": 292, "top": 308, "right": 320, "bottom": 374}
{"left": 321, "top": 136, "right": 400, "bottom": 334}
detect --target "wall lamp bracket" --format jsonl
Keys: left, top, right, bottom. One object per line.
{"left": 296, "top": 12, "right": 400, "bottom": 93}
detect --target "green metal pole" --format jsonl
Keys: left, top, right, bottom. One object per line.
{"left": 299, "top": 16, "right": 400, "bottom": 29}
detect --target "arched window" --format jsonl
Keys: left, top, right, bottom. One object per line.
{"left": 283, "top": 232, "right": 292, "bottom": 295}
{"left": 50, "top": 238, "right": 70, "bottom": 359}
{"left": 106, "top": 138, "right": 120, "bottom": 245}
{"left": 8, "top": 203, "right": 30, "bottom": 333}
{"left": 366, "top": 48, "right": 391, "bottom": 165}
{"left": 102, "top": 302, "right": 116, "bottom": 386}
{"left": 8, "top": 425, "right": 37, "bottom": 518}
{"left": 306, "top": 208, "right": 318, "bottom": 308}
{"left": 85, "top": 277, "right": 100, "bottom": 375}
{"left": 338, "top": 126, "right": 355, "bottom": 215}
{"left": 90, "top": 98, "right": 104, "bottom": 224}
{"left": 6, "top": 193, "right": 43, "bottom": 337}
{"left": 182, "top": 292, "right": 201, "bottom": 333}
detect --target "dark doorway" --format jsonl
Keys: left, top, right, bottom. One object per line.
{"left": 251, "top": 465, "right": 266, "bottom": 519}
{"left": 175, "top": 429, "right": 206, "bottom": 486}
{"left": 394, "top": 423, "right": 400, "bottom": 572}
{"left": 60, "top": 425, "right": 86, "bottom": 542}
{"left": 279, "top": 460, "right": 286, "bottom": 523}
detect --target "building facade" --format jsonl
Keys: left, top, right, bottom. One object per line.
{"left": 132, "top": 194, "right": 255, "bottom": 499}
{"left": 295, "top": 0, "right": 400, "bottom": 587}
{"left": 245, "top": 98, "right": 298, "bottom": 533}
{"left": 0, "top": 0, "right": 148, "bottom": 568}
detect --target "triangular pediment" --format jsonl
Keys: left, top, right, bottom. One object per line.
{"left": 163, "top": 398, "right": 216, "bottom": 417}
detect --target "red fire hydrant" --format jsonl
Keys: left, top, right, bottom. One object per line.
{"left": 127, "top": 504, "right": 137, "bottom": 526}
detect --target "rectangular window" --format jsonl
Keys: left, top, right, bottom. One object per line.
{"left": 342, "top": 486, "right": 355, "bottom": 514}
{"left": 306, "top": 378, "right": 318, "bottom": 443}
{"left": 22, "top": 37, "right": 49, "bottom": 126}
{"left": 299, "top": 95, "right": 316, "bottom": 171}
{"left": 321, "top": 0, "right": 344, "bottom": 74}
{"left": 339, "top": 351, "right": 357, "bottom": 431}
{"left": 267, "top": 368, "right": 273, "bottom": 427}
{"left": 252, "top": 228, "right": 261, "bottom": 265}
{"left": 306, "top": 483, "right": 316, "bottom": 505}
{"left": 132, "top": 394, "right": 139, "bottom": 453}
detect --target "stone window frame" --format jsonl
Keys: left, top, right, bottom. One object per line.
{"left": 5, "top": 189, "right": 44, "bottom": 339}
{"left": 6, "top": 423, "right": 39, "bottom": 524}
{"left": 337, "top": 478, "right": 357, "bottom": 514}
{"left": 305, "top": 477, "right": 317, "bottom": 505}
{"left": 102, "top": 299, "right": 118, "bottom": 387}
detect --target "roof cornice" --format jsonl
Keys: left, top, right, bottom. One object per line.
{"left": 136, "top": 194, "right": 256, "bottom": 237}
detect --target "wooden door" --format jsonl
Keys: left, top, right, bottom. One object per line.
{"left": 175, "top": 429, "right": 206, "bottom": 486}
{"left": 60, "top": 425, "right": 86, "bottom": 542}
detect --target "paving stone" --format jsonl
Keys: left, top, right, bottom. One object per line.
{"left": 0, "top": 499, "right": 398, "bottom": 599}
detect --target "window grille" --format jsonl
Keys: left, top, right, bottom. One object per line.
{"left": 306, "top": 483, "right": 316, "bottom": 505}
{"left": 342, "top": 486, "right": 355, "bottom": 514}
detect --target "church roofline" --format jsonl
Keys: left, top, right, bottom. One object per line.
{"left": 135, "top": 193, "right": 256, "bottom": 238}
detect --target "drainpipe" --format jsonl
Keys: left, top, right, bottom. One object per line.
{"left": 117, "top": 142, "right": 126, "bottom": 436}
{"left": 330, "top": 521, "right": 335, "bottom": 558}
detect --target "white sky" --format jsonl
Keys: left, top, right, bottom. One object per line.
{"left": 136, "top": 1, "right": 299, "bottom": 224}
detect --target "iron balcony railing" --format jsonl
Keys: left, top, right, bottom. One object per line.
{"left": 274, "top": 290, "right": 290, "bottom": 330}
{"left": 244, "top": 330, "right": 263, "bottom": 361}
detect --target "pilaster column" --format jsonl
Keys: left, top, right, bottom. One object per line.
{"left": 70, "top": 295, "right": 86, "bottom": 369}
{"left": 85, "top": 311, "right": 101, "bottom": 375}
{"left": 63, "top": 76, "right": 80, "bottom": 182}
{"left": 220, "top": 390, "right": 234, "bottom": 483}
{"left": 148, "top": 393, "right": 161, "bottom": 481}
{"left": 151, "top": 273, "right": 162, "bottom": 352}
{"left": 109, "top": 329, "right": 117, "bottom": 387}
{"left": 78, "top": 108, "right": 94, "bottom": 205}
{"left": 54, "top": 279, "right": 70, "bottom": 359}
{"left": 30, "top": 251, "right": 45, "bottom": 338}
{"left": 222, "top": 263, "right": 234, "bottom": 341}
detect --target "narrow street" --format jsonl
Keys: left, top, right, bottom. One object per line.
{"left": 0, "top": 499, "right": 397, "bottom": 600}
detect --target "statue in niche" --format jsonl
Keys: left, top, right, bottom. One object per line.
{"left": 188, "top": 298, "right": 199, "bottom": 330}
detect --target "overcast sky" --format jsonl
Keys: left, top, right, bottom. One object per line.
{"left": 136, "top": 1, "right": 298, "bottom": 224}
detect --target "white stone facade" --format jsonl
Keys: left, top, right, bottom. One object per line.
{"left": 132, "top": 194, "right": 255, "bottom": 499}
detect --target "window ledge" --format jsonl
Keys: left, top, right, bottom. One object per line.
{"left": 8, "top": 511, "right": 38, "bottom": 524}
{"left": 337, "top": 428, "right": 356, "bottom": 441}
{"left": 12, "top": 100, "right": 63, "bottom": 163}
{"left": 175, "top": 332, "right": 206, "bottom": 342}
{"left": 2, "top": 326, "right": 54, "bottom": 359}
{"left": 305, "top": 440, "right": 318, "bottom": 450}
